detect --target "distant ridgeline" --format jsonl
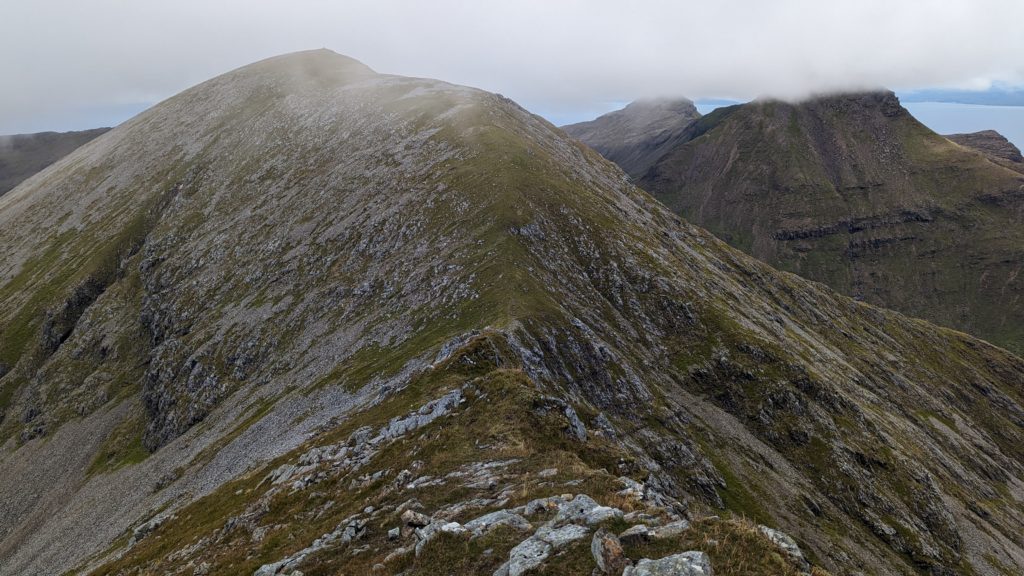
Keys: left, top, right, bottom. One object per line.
{"left": 567, "top": 91, "right": 1024, "bottom": 356}
{"left": 0, "top": 128, "right": 110, "bottom": 196}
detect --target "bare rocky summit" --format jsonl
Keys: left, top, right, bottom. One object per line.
{"left": 1, "top": 52, "right": 1024, "bottom": 576}
{"left": 562, "top": 98, "right": 701, "bottom": 178}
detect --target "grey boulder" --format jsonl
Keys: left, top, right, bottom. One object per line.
{"left": 623, "top": 551, "right": 713, "bottom": 576}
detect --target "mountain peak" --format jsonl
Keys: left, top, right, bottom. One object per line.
{"left": 4, "top": 53, "right": 1024, "bottom": 576}
{"left": 749, "top": 90, "right": 906, "bottom": 118}
{"left": 249, "top": 48, "right": 375, "bottom": 71}
{"left": 621, "top": 96, "right": 698, "bottom": 114}
{"left": 562, "top": 97, "right": 701, "bottom": 177}
{"left": 215, "top": 48, "right": 377, "bottom": 87}
{"left": 808, "top": 90, "right": 905, "bottom": 117}
{"left": 639, "top": 87, "right": 1024, "bottom": 355}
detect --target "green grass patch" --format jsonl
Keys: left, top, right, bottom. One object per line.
{"left": 88, "top": 407, "right": 150, "bottom": 476}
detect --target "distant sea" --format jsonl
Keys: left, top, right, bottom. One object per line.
{"left": 901, "top": 102, "right": 1024, "bottom": 150}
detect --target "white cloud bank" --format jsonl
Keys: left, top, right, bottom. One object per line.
{"left": 2, "top": 0, "right": 1023, "bottom": 132}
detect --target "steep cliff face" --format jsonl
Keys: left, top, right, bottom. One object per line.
{"left": 946, "top": 130, "right": 1024, "bottom": 173}
{"left": 638, "top": 92, "right": 1024, "bottom": 355}
{"left": 562, "top": 99, "right": 701, "bottom": 179}
{"left": 0, "top": 127, "right": 110, "bottom": 196}
{"left": 2, "top": 54, "right": 1024, "bottom": 576}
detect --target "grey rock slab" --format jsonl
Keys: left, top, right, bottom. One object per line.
{"left": 758, "top": 525, "right": 810, "bottom": 572}
{"left": 619, "top": 524, "right": 652, "bottom": 545}
{"left": 501, "top": 537, "right": 552, "bottom": 576}
{"left": 585, "top": 505, "right": 624, "bottom": 525}
{"left": 650, "top": 519, "right": 690, "bottom": 539}
{"left": 401, "top": 509, "right": 431, "bottom": 527}
{"left": 553, "top": 494, "right": 600, "bottom": 524}
{"left": 518, "top": 495, "right": 568, "bottom": 516}
{"left": 623, "top": 551, "right": 713, "bottom": 576}
{"left": 414, "top": 521, "right": 467, "bottom": 556}
{"left": 464, "top": 510, "right": 531, "bottom": 536}
{"left": 535, "top": 523, "right": 590, "bottom": 548}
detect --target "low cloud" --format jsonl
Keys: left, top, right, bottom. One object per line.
{"left": 2, "top": 0, "right": 1023, "bottom": 132}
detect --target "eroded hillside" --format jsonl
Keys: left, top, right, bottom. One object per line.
{"left": 0, "top": 52, "right": 1023, "bottom": 576}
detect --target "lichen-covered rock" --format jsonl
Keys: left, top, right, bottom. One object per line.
{"left": 619, "top": 524, "right": 652, "bottom": 545}
{"left": 623, "top": 551, "right": 713, "bottom": 576}
{"left": 553, "top": 494, "right": 601, "bottom": 524}
{"left": 401, "top": 509, "right": 431, "bottom": 528}
{"left": 464, "top": 510, "right": 531, "bottom": 537}
{"left": 534, "top": 523, "right": 590, "bottom": 548}
{"left": 585, "top": 505, "right": 625, "bottom": 525}
{"left": 758, "top": 525, "right": 810, "bottom": 572}
{"left": 592, "top": 528, "right": 630, "bottom": 574}
{"left": 414, "top": 521, "right": 467, "bottom": 556}
{"left": 496, "top": 537, "right": 552, "bottom": 576}
{"left": 650, "top": 520, "right": 690, "bottom": 539}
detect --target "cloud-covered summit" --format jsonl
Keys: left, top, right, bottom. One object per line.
{"left": 2, "top": 0, "right": 1022, "bottom": 132}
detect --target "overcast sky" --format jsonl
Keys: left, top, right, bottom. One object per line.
{"left": 2, "top": 0, "right": 1024, "bottom": 133}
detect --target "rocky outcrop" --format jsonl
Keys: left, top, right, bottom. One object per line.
{"left": 758, "top": 526, "right": 810, "bottom": 573}
{"left": 624, "top": 551, "right": 713, "bottom": 576}
{"left": 946, "top": 129, "right": 1024, "bottom": 169}
{"left": 592, "top": 528, "right": 630, "bottom": 574}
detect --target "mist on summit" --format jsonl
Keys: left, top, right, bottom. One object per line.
{"left": 2, "top": 4, "right": 1024, "bottom": 576}
{"left": 2, "top": 0, "right": 1024, "bottom": 133}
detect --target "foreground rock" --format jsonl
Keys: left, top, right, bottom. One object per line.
{"left": 758, "top": 525, "right": 810, "bottom": 573}
{"left": 592, "top": 528, "right": 631, "bottom": 574}
{"left": 624, "top": 551, "right": 713, "bottom": 576}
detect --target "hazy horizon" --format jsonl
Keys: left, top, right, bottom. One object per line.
{"left": 3, "top": 0, "right": 1024, "bottom": 136}
{"left": 4, "top": 90, "right": 1022, "bottom": 153}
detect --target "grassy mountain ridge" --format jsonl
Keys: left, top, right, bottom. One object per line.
{"left": 946, "top": 130, "right": 1024, "bottom": 173}
{"left": 0, "top": 53, "right": 1023, "bottom": 575}
{"left": 634, "top": 92, "right": 1024, "bottom": 356}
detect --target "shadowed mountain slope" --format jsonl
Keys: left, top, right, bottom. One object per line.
{"left": 635, "top": 92, "right": 1024, "bottom": 356}
{"left": 0, "top": 127, "right": 110, "bottom": 196}
{"left": 1, "top": 54, "right": 1024, "bottom": 576}
{"left": 562, "top": 98, "right": 701, "bottom": 179}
